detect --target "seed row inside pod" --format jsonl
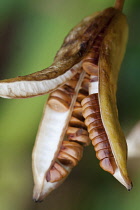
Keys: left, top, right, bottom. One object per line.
{"left": 46, "top": 73, "right": 90, "bottom": 183}
{"left": 82, "top": 94, "right": 117, "bottom": 174}
{"left": 81, "top": 30, "right": 117, "bottom": 174}
{"left": 81, "top": 10, "right": 132, "bottom": 190}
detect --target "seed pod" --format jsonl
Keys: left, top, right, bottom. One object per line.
{"left": 0, "top": 3, "right": 133, "bottom": 202}
{"left": 82, "top": 10, "right": 132, "bottom": 190}
{"left": 44, "top": 75, "right": 90, "bottom": 184}
{"left": 32, "top": 71, "right": 86, "bottom": 202}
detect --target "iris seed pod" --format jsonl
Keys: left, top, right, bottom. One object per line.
{"left": 0, "top": 2, "right": 132, "bottom": 202}
{"left": 32, "top": 71, "right": 87, "bottom": 201}
{"left": 81, "top": 10, "right": 132, "bottom": 190}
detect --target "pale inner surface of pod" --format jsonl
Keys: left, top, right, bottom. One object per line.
{"left": 32, "top": 70, "right": 88, "bottom": 202}
{"left": 45, "top": 73, "right": 90, "bottom": 184}
{"left": 0, "top": 63, "right": 81, "bottom": 99}
{"left": 0, "top": 7, "right": 117, "bottom": 99}
{"left": 82, "top": 10, "right": 132, "bottom": 190}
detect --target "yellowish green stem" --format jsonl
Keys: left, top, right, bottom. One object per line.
{"left": 114, "top": 0, "right": 125, "bottom": 11}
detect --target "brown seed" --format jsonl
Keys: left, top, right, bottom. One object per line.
{"left": 69, "top": 116, "right": 87, "bottom": 129}
{"left": 65, "top": 79, "right": 78, "bottom": 89}
{"left": 62, "top": 140, "right": 83, "bottom": 148}
{"left": 87, "top": 119, "right": 103, "bottom": 132}
{"left": 84, "top": 113, "right": 101, "bottom": 127}
{"left": 99, "top": 157, "right": 117, "bottom": 175}
{"left": 82, "top": 105, "right": 100, "bottom": 118}
{"left": 82, "top": 100, "right": 99, "bottom": 111}
{"left": 68, "top": 134, "right": 90, "bottom": 146}
{"left": 58, "top": 85, "right": 74, "bottom": 95}
{"left": 94, "top": 140, "right": 110, "bottom": 151}
{"left": 48, "top": 96, "right": 69, "bottom": 112}
{"left": 54, "top": 162, "right": 68, "bottom": 177}
{"left": 89, "top": 126, "right": 105, "bottom": 139}
{"left": 92, "top": 133, "right": 108, "bottom": 146}
{"left": 46, "top": 167, "right": 61, "bottom": 183}
{"left": 58, "top": 151, "right": 78, "bottom": 167}
{"left": 81, "top": 93, "right": 98, "bottom": 106}
{"left": 46, "top": 163, "right": 68, "bottom": 183}
{"left": 66, "top": 127, "right": 88, "bottom": 136}
{"left": 96, "top": 148, "right": 113, "bottom": 160}
{"left": 77, "top": 92, "right": 86, "bottom": 102}
{"left": 61, "top": 144, "right": 83, "bottom": 160}
{"left": 81, "top": 78, "right": 90, "bottom": 91}
{"left": 72, "top": 107, "right": 83, "bottom": 119}
{"left": 82, "top": 61, "right": 98, "bottom": 76}
{"left": 50, "top": 89, "right": 71, "bottom": 104}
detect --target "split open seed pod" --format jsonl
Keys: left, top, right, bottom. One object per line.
{"left": 0, "top": 4, "right": 132, "bottom": 202}
{"left": 87, "top": 10, "right": 132, "bottom": 190}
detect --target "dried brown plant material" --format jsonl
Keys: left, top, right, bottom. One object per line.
{"left": 0, "top": 0, "right": 133, "bottom": 202}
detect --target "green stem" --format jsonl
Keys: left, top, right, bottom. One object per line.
{"left": 114, "top": 0, "right": 125, "bottom": 11}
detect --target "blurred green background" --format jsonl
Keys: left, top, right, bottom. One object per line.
{"left": 0, "top": 0, "right": 140, "bottom": 210}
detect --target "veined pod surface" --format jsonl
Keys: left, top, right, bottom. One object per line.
{"left": 82, "top": 10, "right": 132, "bottom": 190}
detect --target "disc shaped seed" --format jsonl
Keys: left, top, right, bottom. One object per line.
{"left": 81, "top": 78, "right": 90, "bottom": 91}
{"left": 99, "top": 157, "right": 117, "bottom": 175}
{"left": 65, "top": 80, "right": 78, "bottom": 89}
{"left": 68, "top": 134, "right": 90, "bottom": 146}
{"left": 66, "top": 127, "right": 88, "bottom": 136}
{"left": 82, "top": 100, "right": 99, "bottom": 111}
{"left": 96, "top": 148, "right": 113, "bottom": 160}
{"left": 82, "top": 105, "right": 100, "bottom": 118}
{"left": 94, "top": 140, "right": 110, "bottom": 151}
{"left": 58, "top": 151, "right": 78, "bottom": 167}
{"left": 92, "top": 133, "right": 108, "bottom": 146}
{"left": 62, "top": 140, "right": 83, "bottom": 148}
{"left": 46, "top": 167, "right": 62, "bottom": 183}
{"left": 77, "top": 93, "right": 87, "bottom": 102}
{"left": 81, "top": 93, "right": 98, "bottom": 106}
{"left": 72, "top": 107, "right": 83, "bottom": 119}
{"left": 48, "top": 96, "right": 69, "bottom": 112}
{"left": 50, "top": 89, "right": 71, "bottom": 104}
{"left": 46, "top": 162, "right": 68, "bottom": 183}
{"left": 89, "top": 126, "right": 105, "bottom": 139}
{"left": 69, "top": 116, "right": 87, "bottom": 129}
{"left": 58, "top": 85, "right": 74, "bottom": 95}
{"left": 87, "top": 119, "right": 103, "bottom": 132}
{"left": 61, "top": 145, "right": 83, "bottom": 160}
{"left": 74, "top": 101, "right": 82, "bottom": 108}
{"left": 54, "top": 162, "right": 68, "bottom": 177}
{"left": 82, "top": 61, "right": 98, "bottom": 76}
{"left": 84, "top": 113, "right": 101, "bottom": 127}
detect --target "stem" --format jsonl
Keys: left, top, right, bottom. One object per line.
{"left": 114, "top": 0, "right": 125, "bottom": 11}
